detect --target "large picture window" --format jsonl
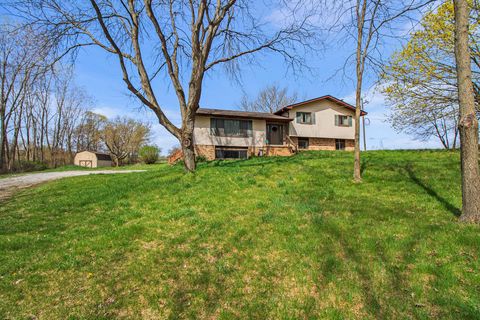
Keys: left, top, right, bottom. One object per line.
{"left": 215, "top": 147, "right": 248, "bottom": 159}
{"left": 211, "top": 118, "right": 253, "bottom": 137}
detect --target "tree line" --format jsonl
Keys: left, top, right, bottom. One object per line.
{"left": 0, "top": 25, "right": 152, "bottom": 172}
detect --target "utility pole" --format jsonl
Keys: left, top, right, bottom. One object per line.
{"left": 361, "top": 98, "right": 367, "bottom": 151}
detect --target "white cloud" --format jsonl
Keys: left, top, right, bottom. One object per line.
{"left": 91, "top": 106, "right": 129, "bottom": 118}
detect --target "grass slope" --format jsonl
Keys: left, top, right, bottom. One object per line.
{"left": 0, "top": 150, "right": 479, "bottom": 319}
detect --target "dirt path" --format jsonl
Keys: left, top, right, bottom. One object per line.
{"left": 0, "top": 170, "right": 146, "bottom": 200}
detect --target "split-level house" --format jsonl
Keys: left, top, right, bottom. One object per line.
{"left": 191, "top": 95, "right": 367, "bottom": 160}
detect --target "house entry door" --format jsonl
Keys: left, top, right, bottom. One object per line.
{"left": 266, "top": 123, "right": 284, "bottom": 145}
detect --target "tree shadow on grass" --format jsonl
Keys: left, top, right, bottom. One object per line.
{"left": 361, "top": 158, "right": 369, "bottom": 175}
{"left": 404, "top": 163, "right": 461, "bottom": 217}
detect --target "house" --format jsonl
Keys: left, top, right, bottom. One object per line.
{"left": 188, "top": 95, "right": 366, "bottom": 161}
{"left": 74, "top": 151, "right": 113, "bottom": 168}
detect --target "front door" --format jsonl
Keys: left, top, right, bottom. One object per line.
{"left": 267, "top": 123, "right": 284, "bottom": 145}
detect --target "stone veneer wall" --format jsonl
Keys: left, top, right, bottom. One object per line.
{"left": 194, "top": 144, "right": 293, "bottom": 160}
{"left": 291, "top": 137, "right": 354, "bottom": 151}
{"left": 195, "top": 145, "right": 216, "bottom": 160}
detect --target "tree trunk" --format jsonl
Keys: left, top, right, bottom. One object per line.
{"left": 354, "top": 0, "right": 366, "bottom": 183}
{"left": 454, "top": 0, "right": 480, "bottom": 223}
{"left": 181, "top": 130, "right": 196, "bottom": 172}
{"left": 0, "top": 112, "right": 6, "bottom": 173}
{"left": 354, "top": 82, "right": 362, "bottom": 182}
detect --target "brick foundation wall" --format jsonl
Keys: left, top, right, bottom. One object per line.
{"left": 195, "top": 138, "right": 354, "bottom": 160}
{"left": 345, "top": 139, "right": 354, "bottom": 151}
{"left": 291, "top": 137, "right": 355, "bottom": 151}
{"left": 195, "top": 144, "right": 293, "bottom": 159}
{"left": 195, "top": 145, "right": 216, "bottom": 160}
{"left": 309, "top": 138, "right": 336, "bottom": 150}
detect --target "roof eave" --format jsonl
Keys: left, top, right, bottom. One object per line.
{"left": 274, "top": 95, "right": 368, "bottom": 116}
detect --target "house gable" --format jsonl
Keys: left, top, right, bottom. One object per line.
{"left": 274, "top": 95, "right": 367, "bottom": 116}
{"left": 278, "top": 97, "right": 359, "bottom": 140}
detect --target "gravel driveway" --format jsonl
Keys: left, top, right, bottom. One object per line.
{"left": 0, "top": 170, "right": 145, "bottom": 200}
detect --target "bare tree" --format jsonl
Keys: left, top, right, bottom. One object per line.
{"left": 0, "top": 25, "right": 94, "bottom": 172}
{"left": 453, "top": 0, "right": 480, "bottom": 223}
{"left": 329, "top": 0, "right": 436, "bottom": 182}
{"left": 0, "top": 25, "right": 52, "bottom": 171}
{"left": 12, "top": 0, "right": 320, "bottom": 171}
{"left": 75, "top": 111, "right": 107, "bottom": 153}
{"left": 102, "top": 117, "right": 150, "bottom": 166}
{"left": 240, "top": 85, "right": 298, "bottom": 113}
{"left": 49, "top": 69, "right": 91, "bottom": 166}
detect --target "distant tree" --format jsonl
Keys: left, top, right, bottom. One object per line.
{"left": 102, "top": 117, "right": 150, "bottom": 166}
{"left": 49, "top": 68, "right": 91, "bottom": 166}
{"left": 453, "top": 0, "right": 480, "bottom": 222}
{"left": 0, "top": 25, "right": 52, "bottom": 172}
{"left": 75, "top": 112, "right": 107, "bottom": 153}
{"left": 139, "top": 145, "right": 160, "bottom": 164}
{"left": 240, "top": 85, "right": 298, "bottom": 113}
{"left": 382, "top": 1, "right": 480, "bottom": 149}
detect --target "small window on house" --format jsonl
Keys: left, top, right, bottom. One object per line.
{"left": 215, "top": 147, "right": 248, "bottom": 159}
{"left": 335, "top": 139, "right": 346, "bottom": 150}
{"left": 298, "top": 137, "right": 309, "bottom": 149}
{"left": 296, "top": 112, "right": 313, "bottom": 124}
{"left": 211, "top": 118, "right": 253, "bottom": 137}
{"left": 335, "top": 115, "right": 353, "bottom": 127}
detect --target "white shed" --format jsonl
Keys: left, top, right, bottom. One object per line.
{"left": 74, "top": 151, "right": 113, "bottom": 168}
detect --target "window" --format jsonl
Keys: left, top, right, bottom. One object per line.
{"left": 298, "top": 137, "right": 309, "bottom": 149}
{"left": 335, "top": 139, "right": 346, "bottom": 150}
{"left": 296, "top": 112, "right": 314, "bottom": 124}
{"left": 211, "top": 118, "right": 253, "bottom": 137}
{"left": 335, "top": 115, "right": 353, "bottom": 127}
{"left": 215, "top": 147, "right": 248, "bottom": 159}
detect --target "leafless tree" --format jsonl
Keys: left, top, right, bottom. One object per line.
{"left": 453, "top": 0, "right": 480, "bottom": 223}
{"left": 0, "top": 24, "right": 95, "bottom": 172}
{"left": 240, "top": 85, "right": 298, "bottom": 113}
{"left": 326, "top": 0, "right": 436, "bottom": 181}
{"left": 11, "top": 0, "right": 321, "bottom": 171}
{"left": 0, "top": 25, "right": 52, "bottom": 171}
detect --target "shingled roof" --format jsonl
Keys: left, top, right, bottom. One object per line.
{"left": 274, "top": 95, "right": 368, "bottom": 116}
{"left": 95, "top": 152, "right": 112, "bottom": 161}
{"left": 196, "top": 108, "right": 293, "bottom": 121}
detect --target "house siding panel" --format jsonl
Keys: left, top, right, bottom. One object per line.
{"left": 193, "top": 116, "right": 266, "bottom": 147}
{"left": 281, "top": 100, "right": 356, "bottom": 140}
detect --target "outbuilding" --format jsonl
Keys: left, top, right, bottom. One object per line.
{"left": 74, "top": 151, "right": 113, "bottom": 168}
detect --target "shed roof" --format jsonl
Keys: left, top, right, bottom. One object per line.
{"left": 77, "top": 151, "right": 112, "bottom": 161}
{"left": 95, "top": 153, "right": 112, "bottom": 161}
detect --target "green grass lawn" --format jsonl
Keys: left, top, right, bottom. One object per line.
{"left": 0, "top": 150, "right": 479, "bottom": 319}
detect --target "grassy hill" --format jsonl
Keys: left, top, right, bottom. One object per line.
{"left": 0, "top": 150, "right": 479, "bottom": 319}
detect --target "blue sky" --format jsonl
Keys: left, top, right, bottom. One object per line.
{"left": 68, "top": 5, "right": 443, "bottom": 155}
